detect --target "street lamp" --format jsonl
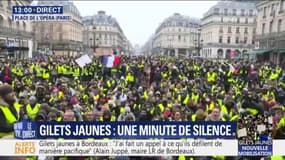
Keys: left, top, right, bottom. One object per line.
{"left": 194, "top": 39, "right": 203, "bottom": 57}
{"left": 93, "top": 26, "right": 96, "bottom": 53}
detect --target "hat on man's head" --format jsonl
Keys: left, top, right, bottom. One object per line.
{"left": 0, "top": 84, "right": 13, "bottom": 97}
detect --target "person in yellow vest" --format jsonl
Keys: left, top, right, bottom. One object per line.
{"left": 83, "top": 109, "right": 95, "bottom": 121}
{"left": 205, "top": 107, "right": 226, "bottom": 121}
{"left": 25, "top": 96, "right": 41, "bottom": 120}
{"left": 206, "top": 68, "right": 217, "bottom": 84}
{"left": 0, "top": 84, "right": 21, "bottom": 138}
{"left": 191, "top": 108, "right": 207, "bottom": 121}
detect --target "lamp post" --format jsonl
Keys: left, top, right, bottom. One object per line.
{"left": 194, "top": 27, "right": 203, "bottom": 57}
{"left": 93, "top": 26, "right": 96, "bottom": 53}
{"left": 239, "top": 40, "right": 244, "bottom": 59}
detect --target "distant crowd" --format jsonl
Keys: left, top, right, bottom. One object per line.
{"left": 0, "top": 54, "right": 284, "bottom": 160}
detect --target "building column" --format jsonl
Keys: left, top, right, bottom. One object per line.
{"left": 175, "top": 48, "right": 178, "bottom": 57}
{"left": 167, "top": 49, "right": 170, "bottom": 56}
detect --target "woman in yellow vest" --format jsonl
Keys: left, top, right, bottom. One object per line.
{"left": 0, "top": 85, "right": 21, "bottom": 138}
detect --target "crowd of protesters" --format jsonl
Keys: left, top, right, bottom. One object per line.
{"left": 0, "top": 54, "right": 284, "bottom": 160}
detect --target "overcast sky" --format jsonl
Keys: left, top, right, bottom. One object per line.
{"left": 73, "top": 1, "right": 218, "bottom": 46}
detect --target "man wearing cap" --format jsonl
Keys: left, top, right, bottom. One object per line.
{"left": 0, "top": 84, "right": 21, "bottom": 138}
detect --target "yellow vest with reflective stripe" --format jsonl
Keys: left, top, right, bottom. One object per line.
{"left": 42, "top": 70, "right": 50, "bottom": 79}
{"left": 179, "top": 156, "right": 194, "bottom": 160}
{"left": 278, "top": 117, "right": 285, "bottom": 128}
{"left": 191, "top": 93, "right": 199, "bottom": 104}
{"left": 158, "top": 104, "right": 164, "bottom": 113}
{"left": 270, "top": 72, "right": 278, "bottom": 80}
{"left": 191, "top": 114, "right": 197, "bottom": 121}
{"left": 247, "top": 108, "right": 258, "bottom": 115}
{"left": 73, "top": 68, "right": 80, "bottom": 77}
{"left": 270, "top": 156, "right": 283, "bottom": 160}
{"left": 230, "top": 115, "right": 239, "bottom": 121}
{"left": 0, "top": 103, "right": 21, "bottom": 138}
{"left": 220, "top": 105, "right": 228, "bottom": 115}
{"left": 143, "top": 91, "right": 149, "bottom": 100}
{"left": 26, "top": 103, "right": 41, "bottom": 120}
{"left": 120, "top": 106, "right": 125, "bottom": 114}
{"left": 207, "top": 72, "right": 216, "bottom": 83}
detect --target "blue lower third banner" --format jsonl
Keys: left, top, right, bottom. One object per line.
{"left": 238, "top": 143, "right": 273, "bottom": 156}
{"left": 14, "top": 121, "right": 237, "bottom": 139}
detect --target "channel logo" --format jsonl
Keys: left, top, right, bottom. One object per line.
{"left": 14, "top": 121, "right": 37, "bottom": 139}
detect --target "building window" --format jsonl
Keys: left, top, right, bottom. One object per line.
{"left": 219, "top": 26, "right": 223, "bottom": 33}
{"left": 0, "top": 16, "right": 3, "bottom": 27}
{"left": 237, "top": 18, "right": 240, "bottom": 23}
{"left": 228, "top": 26, "right": 231, "bottom": 33}
{"left": 280, "top": 0, "right": 284, "bottom": 12}
{"left": 278, "top": 19, "right": 282, "bottom": 32}
{"left": 236, "top": 37, "right": 239, "bottom": 44}
{"left": 249, "top": 9, "right": 253, "bottom": 16}
{"left": 252, "top": 39, "right": 255, "bottom": 45}
{"left": 178, "top": 35, "right": 181, "bottom": 41}
{"left": 23, "top": 22, "right": 26, "bottom": 31}
{"left": 219, "top": 36, "right": 223, "bottom": 43}
{"left": 241, "top": 9, "right": 245, "bottom": 16}
{"left": 233, "top": 9, "right": 237, "bottom": 15}
{"left": 271, "top": 4, "right": 275, "bottom": 15}
{"left": 227, "top": 37, "right": 231, "bottom": 44}
{"left": 214, "top": 8, "right": 220, "bottom": 14}
{"left": 269, "top": 21, "right": 273, "bottom": 33}
{"left": 244, "top": 27, "right": 248, "bottom": 34}
{"left": 59, "top": 33, "right": 63, "bottom": 41}
{"left": 178, "top": 28, "right": 181, "bottom": 32}
{"left": 263, "top": 7, "right": 267, "bottom": 18}
{"left": 221, "top": 17, "right": 223, "bottom": 22}
{"left": 8, "top": 18, "right": 12, "bottom": 28}
{"left": 253, "top": 28, "right": 256, "bottom": 34}
{"left": 244, "top": 37, "right": 247, "bottom": 44}
{"left": 262, "top": 23, "right": 265, "bottom": 35}
{"left": 8, "top": 0, "right": 11, "bottom": 9}
{"left": 245, "top": 18, "right": 248, "bottom": 24}
{"left": 236, "top": 27, "right": 240, "bottom": 33}
{"left": 224, "top": 9, "right": 228, "bottom": 15}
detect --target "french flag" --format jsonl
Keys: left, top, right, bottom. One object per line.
{"left": 103, "top": 55, "right": 121, "bottom": 68}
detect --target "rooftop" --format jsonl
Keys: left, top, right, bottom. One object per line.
{"left": 203, "top": 1, "right": 257, "bottom": 17}
{"left": 82, "top": 11, "right": 123, "bottom": 33}
{"left": 155, "top": 13, "right": 200, "bottom": 34}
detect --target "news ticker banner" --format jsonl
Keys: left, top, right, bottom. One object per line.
{"left": 12, "top": 6, "right": 71, "bottom": 21}
{"left": 10, "top": 121, "right": 285, "bottom": 156}
{"left": 14, "top": 121, "right": 237, "bottom": 139}
{"left": 0, "top": 140, "right": 284, "bottom": 156}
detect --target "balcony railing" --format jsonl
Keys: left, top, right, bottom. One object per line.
{"left": 256, "top": 31, "right": 285, "bottom": 40}
{"left": 0, "top": 26, "right": 34, "bottom": 38}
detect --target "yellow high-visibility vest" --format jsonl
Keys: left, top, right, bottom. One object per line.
{"left": 247, "top": 108, "right": 259, "bottom": 115}
{"left": 191, "top": 93, "right": 199, "bottom": 104}
{"left": 42, "top": 70, "right": 50, "bottom": 79}
{"left": 26, "top": 103, "right": 41, "bottom": 120}
{"left": 0, "top": 103, "right": 21, "bottom": 138}
{"left": 158, "top": 104, "right": 164, "bottom": 113}
{"left": 270, "top": 156, "right": 284, "bottom": 160}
